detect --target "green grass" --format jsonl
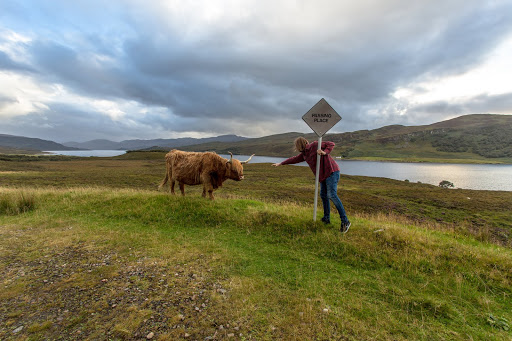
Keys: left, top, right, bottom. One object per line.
{"left": 0, "top": 146, "right": 42, "bottom": 155}
{"left": 0, "top": 155, "right": 511, "bottom": 339}
{"left": 0, "top": 188, "right": 511, "bottom": 340}
{"left": 0, "top": 191, "right": 36, "bottom": 215}
{"left": 1, "top": 156, "right": 510, "bottom": 246}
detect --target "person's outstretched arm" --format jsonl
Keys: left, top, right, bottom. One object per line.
{"left": 272, "top": 153, "right": 305, "bottom": 167}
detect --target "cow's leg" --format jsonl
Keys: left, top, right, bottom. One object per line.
{"left": 201, "top": 177, "right": 215, "bottom": 200}
{"left": 170, "top": 179, "right": 176, "bottom": 195}
{"left": 201, "top": 185, "right": 213, "bottom": 199}
{"left": 179, "top": 182, "right": 185, "bottom": 196}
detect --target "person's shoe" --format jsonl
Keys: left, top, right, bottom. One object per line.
{"left": 321, "top": 216, "right": 330, "bottom": 224}
{"left": 340, "top": 221, "right": 351, "bottom": 234}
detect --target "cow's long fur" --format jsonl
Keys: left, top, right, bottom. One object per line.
{"left": 159, "top": 150, "right": 247, "bottom": 199}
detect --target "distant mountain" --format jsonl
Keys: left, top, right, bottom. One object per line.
{"left": 177, "top": 114, "right": 512, "bottom": 163}
{"left": 0, "top": 134, "right": 78, "bottom": 152}
{"left": 63, "top": 139, "right": 121, "bottom": 150}
{"left": 3, "top": 114, "right": 511, "bottom": 163}
{"left": 0, "top": 146, "right": 42, "bottom": 155}
{"left": 63, "top": 134, "right": 248, "bottom": 150}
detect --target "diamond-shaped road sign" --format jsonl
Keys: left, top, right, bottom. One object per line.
{"left": 302, "top": 98, "right": 341, "bottom": 137}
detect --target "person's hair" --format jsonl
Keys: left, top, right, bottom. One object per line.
{"left": 294, "top": 137, "right": 309, "bottom": 152}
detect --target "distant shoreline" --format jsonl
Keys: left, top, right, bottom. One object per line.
{"left": 335, "top": 157, "right": 511, "bottom": 165}
{"left": 2, "top": 149, "right": 511, "bottom": 165}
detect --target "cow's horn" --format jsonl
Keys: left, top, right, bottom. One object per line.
{"left": 241, "top": 154, "right": 255, "bottom": 164}
{"left": 227, "top": 152, "right": 233, "bottom": 164}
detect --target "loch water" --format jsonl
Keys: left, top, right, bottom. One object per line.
{"left": 222, "top": 154, "right": 512, "bottom": 192}
{"left": 46, "top": 151, "right": 512, "bottom": 191}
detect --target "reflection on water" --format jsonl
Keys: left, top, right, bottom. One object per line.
{"left": 223, "top": 154, "right": 512, "bottom": 192}
{"left": 338, "top": 161, "right": 512, "bottom": 192}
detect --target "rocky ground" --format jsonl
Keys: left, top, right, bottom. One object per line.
{"left": 1, "top": 238, "right": 246, "bottom": 340}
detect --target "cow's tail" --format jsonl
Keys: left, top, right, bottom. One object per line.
{"left": 159, "top": 172, "right": 168, "bottom": 190}
{"left": 159, "top": 157, "right": 172, "bottom": 189}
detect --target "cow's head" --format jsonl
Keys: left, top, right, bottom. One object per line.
{"left": 226, "top": 152, "right": 254, "bottom": 181}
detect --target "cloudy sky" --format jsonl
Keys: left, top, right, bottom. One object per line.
{"left": 1, "top": 0, "right": 511, "bottom": 142}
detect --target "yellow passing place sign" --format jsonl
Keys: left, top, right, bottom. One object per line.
{"left": 302, "top": 98, "right": 341, "bottom": 137}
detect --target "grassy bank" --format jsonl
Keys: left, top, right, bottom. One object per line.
{"left": 1, "top": 154, "right": 511, "bottom": 246}
{"left": 1, "top": 188, "right": 511, "bottom": 340}
{"left": 1, "top": 154, "right": 511, "bottom": 339}
{"left": 0, "top": 147, "right": 42, "bottom": 155}
{"left": 342, "top": 156, "right": 512, "bottom": 164}
{"left": 335, "top": 140, "right": 512, "bottom": 165}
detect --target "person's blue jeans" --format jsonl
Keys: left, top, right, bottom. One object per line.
{"left": 320, "top": 171, "right": 349, "bottom": 224}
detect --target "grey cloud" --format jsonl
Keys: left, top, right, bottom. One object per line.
{"left": 0, "top": 50, "right": 34, "bottom": 72}
{"left": 32, "top": 2, "right": 512, "bottom": 108}
{"left": 0, "top": 94, "right": 17, "bottom": 110}
{"left": 337, "top": 91, "right": 512, "bottom": 131}
{"left": 410, "top": 92, "right": 512, "bottom": 117}
{"left": 409, "top": 4, "right": 512, "bottom": 77}
{"left": 29, "top": 41, "right": 126, "bottom": 99}
{"left": 2, "top": 0, "right": 512, "bottom": 142}
{"left": 2, "top": 103, "right": 171, "bottom": 143}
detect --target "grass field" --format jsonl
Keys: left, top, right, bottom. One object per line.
{"left": 1, "top": 152, "right": 511, "bottom": 340}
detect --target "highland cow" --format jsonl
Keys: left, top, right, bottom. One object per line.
{"left": 159, "top": 150, "right": 254, "bottom": 200}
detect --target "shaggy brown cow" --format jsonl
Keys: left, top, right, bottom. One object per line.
{"left": 159, "top": 150, "right": 254, "bottom": 200}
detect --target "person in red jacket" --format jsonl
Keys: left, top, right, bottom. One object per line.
{"left": 272, "top": 137, "right": 350, "bottom": 233}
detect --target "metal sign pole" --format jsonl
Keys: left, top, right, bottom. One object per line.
{"left": 313, "top": 135, "right": 322, "bottom": 221}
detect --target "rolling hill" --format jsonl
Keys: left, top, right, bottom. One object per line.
{"left": 177, "top": 114, "right": 512, "bottom": 163}
{"left": 63, "top": 135, "right": 247, "bottom": 150}
{"left": 2, "top": 114, "right": 511, "bottom": 163}
{"left": 0, "top": 134, "right": 77, "bottom": 153}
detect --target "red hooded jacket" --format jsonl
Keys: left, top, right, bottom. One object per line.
{"left": 280, "top": 141, "right": 340, "bottom": 182}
